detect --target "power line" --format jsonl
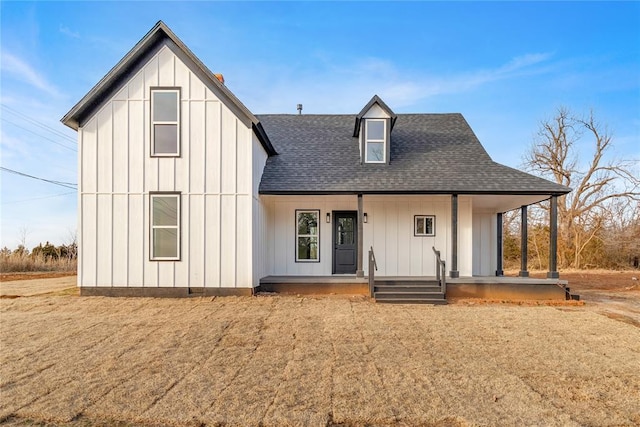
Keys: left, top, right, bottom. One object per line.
{"left": 1, "top": 191, "right": 76, "bottom": 205}
{"left": 0, "top": 167, "right": 77, "bottom": 190}
{"left": 1, "top": 117, "right": 77, "bottom": 152}
{"left": 1, "top": 104, "right": 77, "bottom": 143}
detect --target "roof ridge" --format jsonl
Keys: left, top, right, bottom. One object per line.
{"left": 255, "top": 112, "right": 464, "bottom": 117}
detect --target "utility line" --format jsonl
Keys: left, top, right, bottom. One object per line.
{"left": 0, "top": 167, "right": 77, "bottom": 190}
{"left": 1, "top": 104, "right": 77, "bottom": 143}
{"left": 1, "top": 117, "right": 77, "bottom": 152}
{"left": 1, "top": 191, "right": 76, "bottom": 205}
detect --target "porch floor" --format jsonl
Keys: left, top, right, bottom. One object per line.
{"left": 260, "top": 275, "right": 567, "bottom": 285}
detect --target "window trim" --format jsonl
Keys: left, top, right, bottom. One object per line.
{"left": 295, "top": 209, "right": 320, "bottom": 263}
{"left": 364, "top": 118, "right": 386, "bottom": 163}
{"left": 150, "top": 87, "right": 181, "bottom": 157}
{"left": 150, "top": 192, "right": 181, "bottom": 261}
{"left": 414, "top": 215, "right": 436, "bottom": 237}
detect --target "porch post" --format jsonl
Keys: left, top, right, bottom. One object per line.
{"left": 519, "top": 205, "right": 529, "bottom": 277}
{"left": 547, "top": 196, "right": 560, "bottom": 278}
{"left": 450, "top": 194, "right": 459, "bottom": 278}
{"left": 496, "top": 212, "right": 504, "bottom": 276}
{"left": 356, "top": 193, "right": 364, "bottom": 277}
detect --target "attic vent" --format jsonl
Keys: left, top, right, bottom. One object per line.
{"left": 214, "top": 74, "right": 225, "bottom": 84}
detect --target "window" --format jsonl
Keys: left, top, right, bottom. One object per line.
{"left": 151, "top": 194, "right": 180, "bottom": 260}
{"left": 414, "top": 215, "right": 435, "bottom": 237}
{"left": 296, "top": 210, "right": 319, "bottom": 262}
{"left": 151, "top": 88, "right": 180, "bottom": 156}
{"left": 365, "top": 119, "right": 386, "bottom": 163}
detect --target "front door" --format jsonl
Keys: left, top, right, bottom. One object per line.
{"left": 333, "top": 211, "right": 357, "bottom": 274}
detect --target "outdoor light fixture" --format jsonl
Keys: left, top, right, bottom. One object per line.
{"left": 326, "top": 212, "right": 331, "bottom": 223}
{"left": 363, "top": 213, "right": 368, "bottom": 223}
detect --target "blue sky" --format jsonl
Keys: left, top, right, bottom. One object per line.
{"left": 1, "top": 1, "right": 639, "bottom": 249}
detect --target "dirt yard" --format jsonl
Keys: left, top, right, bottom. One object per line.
{"left": 1, "top": 275, "right": 639, "bottom": 426}
{"left": 506, "top": 270, "right": 640, "bottom": 328}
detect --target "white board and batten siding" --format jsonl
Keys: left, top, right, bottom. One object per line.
{"left": 252, "top": 132, "right": 269, "bottom": 286}
{"left": 261, "top": 195, "right": 473, "bottom": 277}
{"left": 472, "top": 211, "right": 498, "bottom": 276}
{"left": 364, "top": 195, "right": 472, "bottom": 277}
{"left": 79, "top": 45, "right": 263, "bottom": 289}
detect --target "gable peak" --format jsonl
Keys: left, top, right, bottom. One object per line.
{"left": 353, "top": 95, "right": 397, "bottom": 137}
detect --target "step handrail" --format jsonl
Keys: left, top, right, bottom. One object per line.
{"left": 368, "top": 246, "right": 378, "bottom": 298}
{"left": 432, "top": 246, "right": 446, "bottom": 295}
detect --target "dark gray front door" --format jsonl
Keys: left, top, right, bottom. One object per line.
{"left": 333, "top": 211, "right": 357, "bottom": 274}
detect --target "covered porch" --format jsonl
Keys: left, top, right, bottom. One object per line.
{"left": 258, "top": 193, "right": 563, "bottom": 274}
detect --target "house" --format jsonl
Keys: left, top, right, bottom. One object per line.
{"left": 62, "top": 21, "right": 572, "bottom": 302}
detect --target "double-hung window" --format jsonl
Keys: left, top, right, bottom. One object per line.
{"left": 151, "top": 193, "right": 180, "bottom": 260}
{"left": 414, "top": 215, "right": 435, "bottom": 237}
{"left": 296, "top": 210, "right": 319, "bottom": 262}
{"left": 151, "top": 88, "right": 180, "bottom": 156}
{"left": 365, "top": 119, "right": 386, "bottom": 163}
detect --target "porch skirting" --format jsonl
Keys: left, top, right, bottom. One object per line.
{"left": 259, "top": 275, "right": 569, "bottom": 300}
{"left": 258, "top": 276, "right": 369, "bottom": 295}
{"left": 79, "top": 287, "right": 254, "bottom": 297}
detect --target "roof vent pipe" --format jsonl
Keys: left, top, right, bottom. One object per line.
{"left": 297, "top": 104, "right": 302, "bottom": 115}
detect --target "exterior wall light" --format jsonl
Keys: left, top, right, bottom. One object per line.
{"left": 363, "top": 212, "right": 368, "bottom": 223}
{"left": 326, "top": 212, "right": 331, "bottom": 223}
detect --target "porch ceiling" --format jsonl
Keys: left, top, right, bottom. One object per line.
{"left": 471, "top": 194, "right": 552, "bottom": 213}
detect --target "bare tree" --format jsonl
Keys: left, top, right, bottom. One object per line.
{"left": 65, "top": 228, "right": 78, "bottom": 260}
{"left": 525, "top": 107, "right": 640, "bottom": 269}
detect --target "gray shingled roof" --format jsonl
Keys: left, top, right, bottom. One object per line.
{"left": 257, "top": 113, "right": 571, "bottom": 195}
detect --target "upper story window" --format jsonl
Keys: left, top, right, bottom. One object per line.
{"left": 151, "top": 88, "right": 180, "bottom": 156}
{"left": 365, "top": 119, "right": 386, "bottom": 163}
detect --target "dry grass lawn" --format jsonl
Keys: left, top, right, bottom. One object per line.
{"left": 1, "top": 293, "right": 639, "bottom": 426}
{"left": 0, "top": 276, "right": 77, "bottom": 298}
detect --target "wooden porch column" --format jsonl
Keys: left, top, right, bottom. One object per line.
{"left": 450, "top": 194, "right": 459, "bottom": 278}
{"left": 356, "top": 193, "right": 364, "bottom": 277}
{"left": 519, "top": 205, "right": 529, "bottom": 277}
{"left": 496, "top": 212, "right": 504, "bottom": 276}
{"left": 547, "top": 196, "right": 560, "bottom": 278}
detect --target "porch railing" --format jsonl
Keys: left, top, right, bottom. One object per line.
{"left": 368, "top": 246, "right": 378, "bottom": 298}
{"left": 432, "top": 246, "right": 447, "bottom": 295}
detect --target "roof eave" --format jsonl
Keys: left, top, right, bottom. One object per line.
{"left": 259, "top": 189, "right": 571, "bottom": 196}
{"left": 253, "top": 122, "right": 278, "bottom": 156}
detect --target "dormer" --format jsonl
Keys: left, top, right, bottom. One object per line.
{"left": 353, "top": 95, "right": 397, "bottom": 165}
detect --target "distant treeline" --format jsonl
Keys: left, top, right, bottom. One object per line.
{"left": 0, "top": 241, "right": 77, "bottom": 273}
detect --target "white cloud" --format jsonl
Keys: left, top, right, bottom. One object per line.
{"left": 0, "top": 51, "right": 61, "bottom": 97}
{"left": 59, "top": 24, "right": 80, "bottom": 39}
{"left": 236, "top": 52, "right": 555, "bottom": 113}
{"left": 0, "top": 129, "right": 31, "bottom": 159}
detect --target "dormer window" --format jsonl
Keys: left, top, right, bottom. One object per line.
{"left": 354, "top": 95, "right": 396, "bottom": 165}
{"left": 365, "top": 119, "right": 386, "bottom": 163}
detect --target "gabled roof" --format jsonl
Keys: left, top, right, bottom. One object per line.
{"left": 61, "top": 21, "right": 276, "bottom": 155}
{"left": 353, "top": 95, "right": 398, "bottom": 137}
{"left": 257, "top": 113, "right": 571, "bottom": 196}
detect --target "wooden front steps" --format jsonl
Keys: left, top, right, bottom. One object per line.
{"left": 373, "top": 279, "right": 446, "bottom": 305}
